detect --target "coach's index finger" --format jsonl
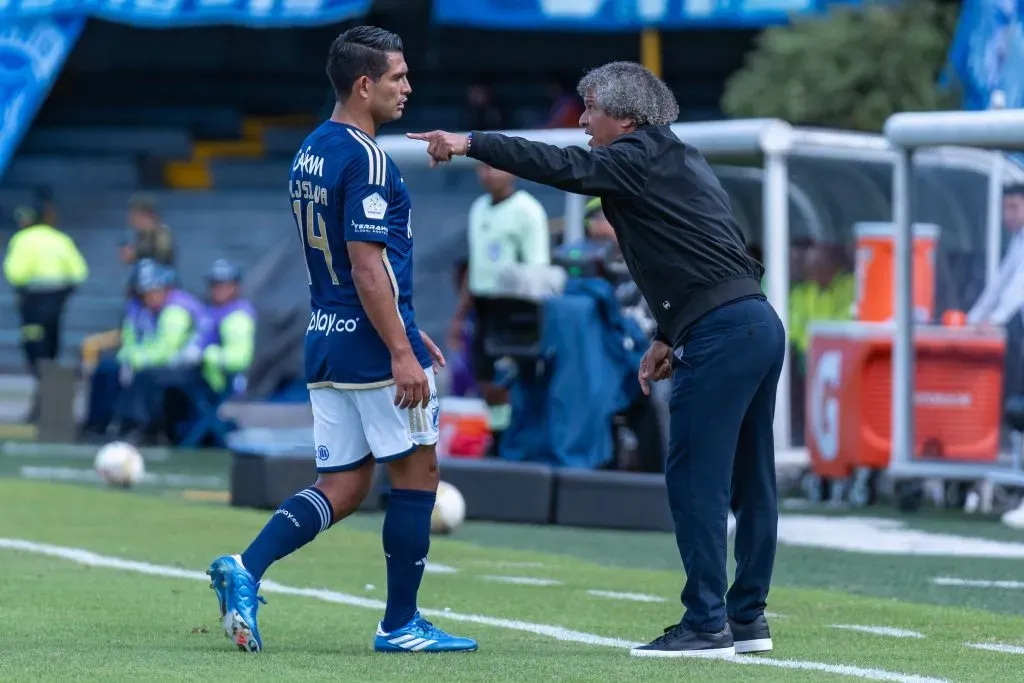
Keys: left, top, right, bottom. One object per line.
{"left": 405, "top": 131, "right": 440, "bottom": 141}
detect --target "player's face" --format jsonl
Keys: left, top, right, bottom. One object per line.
{"left": 368, "top": 52, "right": 411, "bottom": 124}
{"left": 1004, "top": 193, "right": 1024, "bottom": 232}
{"left": 580, "top": 91, "right": 629, "bottom": 148}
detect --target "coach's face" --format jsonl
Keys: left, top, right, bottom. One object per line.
{"left": 369, "top": 52, "right": 411, "bottom": 123}
{"left": 580, "top": 90, "right": 634, "bottom": 148}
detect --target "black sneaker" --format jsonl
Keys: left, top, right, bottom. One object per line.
{"left": 630, "top": 622, "right": 735, "bottom": 658}
{"left": 729, "top": 614, "right": 772, "bottom": 654}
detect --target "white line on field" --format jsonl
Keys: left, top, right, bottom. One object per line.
{"left": 424, "top": 562, "right": 458, "bottom": 574}
{"left": 932, "top": 577, "right": 1024, "bottom": 589}
{"left": 0, "top": 538, "right": 949, "bottom": 683}
{"left": 481, "top": 575, "right": 562, "bottom": 586}
{"left": 966, "top": 642, "right": 1024, "bottom": 655}
{"left": 586, "top": 590, "right": 665, "bottom": 603}
{"left": 830, "top": 625, "right": 925, "bottom": 639}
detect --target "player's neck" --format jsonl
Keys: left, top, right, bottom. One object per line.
{"left": 331, "top": 103, "right": 377, "bottom": 138}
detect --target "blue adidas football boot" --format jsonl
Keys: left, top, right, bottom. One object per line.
{"left": 374, "top": 612, "right": 478, "bottom": 653}
{"left": 207, "top": 554, "right": 266, "bottom": 652}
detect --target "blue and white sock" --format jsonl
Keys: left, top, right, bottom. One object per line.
{"left": 381, "top": 488, "right": 436, "bottom": 632}
{"left": 240, "top": 486, "right": 333, "bottom": 582}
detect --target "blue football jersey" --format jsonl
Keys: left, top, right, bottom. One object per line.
{"left": 289, "top": 121, "right": 430, "bottom": 387}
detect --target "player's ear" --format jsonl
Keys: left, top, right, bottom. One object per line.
{"left": 355, "top": 75, "right": 372, "bottom": 99}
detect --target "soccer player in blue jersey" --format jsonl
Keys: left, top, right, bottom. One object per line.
{"left": 205, "top": 26, "right": 478, "bottom": 655}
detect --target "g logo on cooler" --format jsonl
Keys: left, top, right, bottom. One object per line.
{"left": 307, "top": 309, "right": 359, "bottom": 336}
{"left": 811, "top": 349, "right": 842, "bottom": 462}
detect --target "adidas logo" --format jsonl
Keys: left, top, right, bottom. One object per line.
{"left": 387, "top": 634, "right": 438, "bottom": 651}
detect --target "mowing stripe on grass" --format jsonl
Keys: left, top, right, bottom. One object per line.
{"left": 966, "top": 643, "right": 1024, "bottom": 655}
{"left": 0, "top": 538, "right": 947, "bottom": 683}
{"left": 933, "top": 577, "right": 1024, "bottom": 590}
{"left": 586, "top": 590, "right": 665, "bottom": 603}
{"left": 480, "top": 575, "right": 562, "bottom": 586}
{"left": 829, "top": 625, "right": 925, "bottom": 639}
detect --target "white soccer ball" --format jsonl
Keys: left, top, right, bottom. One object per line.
{"left": 431, "top": 481, "right": 466, "bottom": 534}
{"left": 94, "top": 442, "right": 146, "bottom": 488}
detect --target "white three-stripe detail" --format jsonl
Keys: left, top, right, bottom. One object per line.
{"left": 347, "top": 128, "right": 386, "bottom": 186}
{"left": 386, "top": 635, "right": 437, "bottom": 650}
{"left": 296, "top": 489, "right": 331, "bottom": 533}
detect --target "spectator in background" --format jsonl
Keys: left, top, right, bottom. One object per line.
{"left": 199, "top": 259, "right": 256, "bottom": 398}
{"left": 83, "top": 259, "right": 159, "bottom": 438}
{"left": 542, "top": 79, "right": 585, "bottom": 129}
{"left": 967, "top": 185, "right": 1024, "bottom": 326}
{"left": 788, "top": 243, "right": 855, "bottom": 442}
{"left": 789, "top": 243, "right": 855, "bottom": 367}
{"left": 120, "top": 193, "right": 174, "bottom": 266}
{"left": 113, "top": 264, "right": 207, "bottom": 443}
{"left": 2, "top": 204, "right": 88, "bottom": 420}
{"left": 449, "top": 163, "right": 550, "bottom": 442}
{"left": 466, "top": 84, "right": 504, "bottom": 131}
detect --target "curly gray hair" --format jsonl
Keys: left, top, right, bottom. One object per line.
{"left": 576, "top": 62, "right": 679, "bottom": 127}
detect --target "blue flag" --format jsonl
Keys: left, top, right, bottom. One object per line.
{"left": 0, "top": 18, "right": 84, "bottom": 183}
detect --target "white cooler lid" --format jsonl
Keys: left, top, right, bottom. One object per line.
{"left": 853, "top": 221, "right": 940, "bottom": 240}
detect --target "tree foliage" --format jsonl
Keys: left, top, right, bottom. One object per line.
{"left": 721, "top": 0, "right": 960, "bottom": 132}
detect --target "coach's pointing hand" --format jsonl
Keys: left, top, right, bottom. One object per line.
{"left": 406, "top": 131, "right": 469, "bottom": 168}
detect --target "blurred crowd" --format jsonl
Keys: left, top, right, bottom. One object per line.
{"left": 3, "top": 193, "right": 256, "bottom": 445}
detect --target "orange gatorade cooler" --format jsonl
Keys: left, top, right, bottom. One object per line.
{"left": 852, "top": 222, "right": 939, "bottom": 324}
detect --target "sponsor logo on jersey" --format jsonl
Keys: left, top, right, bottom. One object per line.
{"left": 307, "top": 309, "right": 359, "bottom": 336}
{"left": 362, "top": 192, "right": 388, "bottom": 220}
{"left": 351, "top": 220, "right": 388, "bottom": 236}
{"left": 293, "top": 146, "right": 324, "bottom": 177}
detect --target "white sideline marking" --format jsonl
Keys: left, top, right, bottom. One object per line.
{"left": 765, "top": 611, "right": 787, "bottom": 618}
{"left": 735, "top": 656, "right": 947, "bottom": 683}
{"left": 830, "top": 625, "right": 925, "bottom": 639}
{"left": 966, "top": 642, "right": 1024, "bottom": 655}
{"left": 932, "top": 577, "right": 1024, "bottom": 590}
{"left": 424, "top": 562, "right": 458, "bottom": 574}
{"left": 481, "top": 575, "right": 562, "bottom": 586}
{"left": 0, "top": 538, "right": 949, "bottom": 683}
{"left": 586, "top": 590, "right": 665, "bottom": 603}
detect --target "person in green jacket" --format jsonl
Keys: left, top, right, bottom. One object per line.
{"left": 114, "top": 264, "right": 208, "bottom": 442}
{"left": 198, "top": 259, "right": 256, "bottom": 396}
{"left": 3, "top": 205, "right": 88, "bottom": 422}
{"left": 3, "top": 206, "right": 88, "bottom": 377}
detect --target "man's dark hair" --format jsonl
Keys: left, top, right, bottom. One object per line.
{"left": 1005, "top": 183, "right": 1024, "bottom": 198}
{"left": 327, "top": 26, "right": 404, "bottom": 103}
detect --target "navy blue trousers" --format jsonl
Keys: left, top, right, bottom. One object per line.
{"left": 117, "top": 367, "right": 205, "bottom": 436}
{"left": 666, "top": 295, "right": 785, "bottom": 633}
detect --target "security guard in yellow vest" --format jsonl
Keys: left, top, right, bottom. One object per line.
{"left": 3, "top": 206, "right": 88, "bottom": 378}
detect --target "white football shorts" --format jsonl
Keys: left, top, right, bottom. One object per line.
{"left": 310, "top": 370, "right": 439, "bottom": 472}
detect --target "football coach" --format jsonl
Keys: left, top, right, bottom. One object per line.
{"left": 410, "top": 61, "right": 784, "bottom": 658}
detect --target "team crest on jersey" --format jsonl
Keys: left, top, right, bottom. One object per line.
{"left": 362, "top": 192, "right": 388, "bottom": 221}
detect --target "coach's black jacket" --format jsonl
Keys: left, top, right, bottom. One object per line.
{"left": 468, "top": 125, "right": 764, "bottom": 346}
